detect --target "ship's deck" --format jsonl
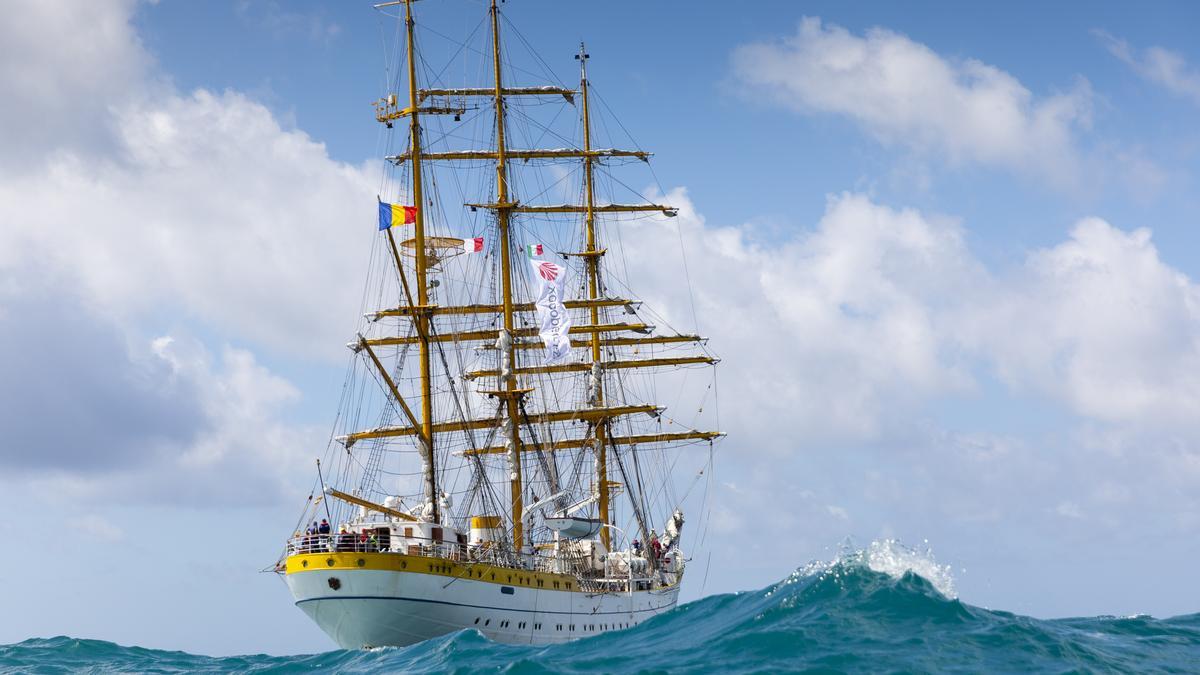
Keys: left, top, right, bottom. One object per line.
{"left": 283, "top": 535, "right": 677, "bottom": 594}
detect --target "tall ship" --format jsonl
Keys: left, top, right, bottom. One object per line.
{"left": 277, "top": 0, "right": 723, "bottom": 648}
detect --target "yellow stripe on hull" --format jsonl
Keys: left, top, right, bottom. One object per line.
{"left": 286, "top": 552, "right": 582, "bottom": 592}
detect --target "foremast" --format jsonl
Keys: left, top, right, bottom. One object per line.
{"left": 376, "top": 0, "right": 438, "bottom": 519}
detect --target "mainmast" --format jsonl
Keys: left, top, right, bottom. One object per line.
{"left": 576, "top": 43, "right": 612, "bottom": 552}
{"left": 489, "top": 0, "right": 526, "bottom": 550}
{"left": 404, "top": 0, "right": 437, "bottom": 519}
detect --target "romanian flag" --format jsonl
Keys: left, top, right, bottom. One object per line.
{"left": 378, "top": 199, "right": 417, "bottom": 230}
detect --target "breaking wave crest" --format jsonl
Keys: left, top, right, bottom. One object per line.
{"left": 4, "top": 540, "right": 1198, "bottom": 673}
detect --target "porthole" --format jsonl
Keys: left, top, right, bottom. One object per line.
{"left": 301, "top": 560, "right": 308, "bottom": 568}
{"left": 474, "top": 618, "right": 480, "bottom": 625}
{"left": 357, "top": 558, "right": 365, "bottom": 567}
{"left": 484, "top": 619, "right": 490, "bottom": 626}
{"left": 326, "top": 558, "right": 334, "bottom": 567}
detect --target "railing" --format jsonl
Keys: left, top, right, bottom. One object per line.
{"left": 285, "top": 534, "right": 562, "bottom": 574}
{"left": 283, "top": 533, "right": 682, "bottom": 592}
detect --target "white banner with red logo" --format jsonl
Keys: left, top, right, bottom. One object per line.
{"left": 530, "top": 259, "right": 572, "bottom": 364}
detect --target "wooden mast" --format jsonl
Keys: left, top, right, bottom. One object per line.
{"left": 404, "top": 0, "right": 437, "bottom": 520}
{"left": 489, "top": 0, "right": 525, "bottom": 551}
{"left": 576, "top": 42, "right": 613, "bottom": 552}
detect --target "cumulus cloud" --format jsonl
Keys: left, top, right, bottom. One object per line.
{"left": 0, "top": 0, "right": 153, "bottom": 170}
{"left": 0, "top": 2, "right": 377, "bottom": 360}
{"left": 628, "top": 187, "right": 1200, "bottom": 441}
{"left": 0, "top": 281, "right": 207, "bottom": 472}
{"left": 18, "top": 329, "right": 321, "bottom": 506}
{"left": 0, "top": 269, "right": 321, "bottom": 504}
{"left": 623, "top": 189, "right": 976, "bottom": 445}
{"left": 0, "top": 0, "right": 360, "bottom": 504}
{"left": 732, "top": 18, "right": 1093, "bottom": 186}
{"left": 1096, "top": 30, "right": 1200, "bottom": 107}
{"left": 963, "top": 218, "right": 1200, "bottom": 425}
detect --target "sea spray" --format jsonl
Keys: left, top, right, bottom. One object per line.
{"left": 5, "top": 540, "right": 1198, "bottom": 673}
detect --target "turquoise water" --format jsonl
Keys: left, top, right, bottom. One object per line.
{"left": 4, "top": 545, "right": 1199, "bottom": 673}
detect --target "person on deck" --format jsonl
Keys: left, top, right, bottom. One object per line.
{"left": 650, "top": 530, "right": 662, "bottom": 560}
{"left": 368, "top": 531, "right": 379, "bottom": 552}
{"left": 316, "top": 520, "right": 329, "bottom": 550}
{"left": 632, "top": 539, "right": 642, "bottom": 556}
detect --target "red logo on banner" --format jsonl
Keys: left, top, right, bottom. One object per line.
{"left": 537, "top": 262, "right": 560, "bottom": 281}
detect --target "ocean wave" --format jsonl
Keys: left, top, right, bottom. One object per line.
{"left": 4, "top": 540, "right": 1198, "bottom": 673}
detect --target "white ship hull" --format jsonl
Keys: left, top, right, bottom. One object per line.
{"left": 285, "top": 552, "right": 680, "bottom": 648}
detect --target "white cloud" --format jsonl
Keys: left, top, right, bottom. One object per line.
{"left": 732, "top": 18, "right": 1092, "bottom": 186}
{"left": 72, "top": 515, "right": 126, "bottom": 542}
{"left": 965, "top": 217, "right": 1200, "bottom": 425}
{"left": 0, "top": 3, "right": 377, "bottom": 360}
{"left": 624, "top": 188, "right": 977, "bottom": 446}
{"left": 0, "top": 0, "right": 152, "bottom": 170}
{"left": 0, "top": 0, "right": 352, "bottom": 505}
{"left": 0, "top": 284, "right": 321, "bottom": 505}
{"left": 1096, "top": 30, "right": 1200, "bottom": 107}
{"left": 628, "top": 189, "right": 1200, "bottom": 446}
{"left": 1054, "top": 501, "right": 1084, "bottom": 520}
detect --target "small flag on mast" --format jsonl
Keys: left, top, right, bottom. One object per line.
{"left": 378, "top": 199, "right": 417, "bottom": 230}
{"left": 463, "top": 237, "right": 484, "bottom": 254}
{"left": 525, "top": 243, "right": 543, "bottom": 258}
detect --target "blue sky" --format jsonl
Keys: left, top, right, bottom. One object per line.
{"left": 2, "top": 0, "right": 1200, "bottom": 657}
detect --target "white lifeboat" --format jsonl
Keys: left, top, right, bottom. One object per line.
{"left": 543, "top": 516, "right": 602, "bottom": 539}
